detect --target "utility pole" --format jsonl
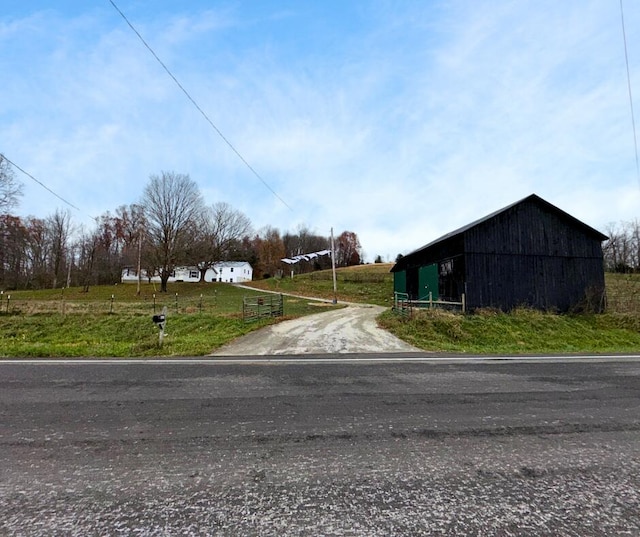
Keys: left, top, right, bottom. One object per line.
{"left": 136, "top": 228, "right": 142, "bottom": 296}
{"left": 66, "top": 247, "right": 73, "bottom": 288}
{"left": 331, "top": 227, "right": 338, "bottom": 304}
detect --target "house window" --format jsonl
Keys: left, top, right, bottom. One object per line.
{"left": 189, "top": 270, "right": 198, "bottom": 279}
{"left": 230, "top": 267, "right": 234, "bottom": 272}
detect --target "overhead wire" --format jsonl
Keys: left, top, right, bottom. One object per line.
{"left": 1, "top": 153, "right": 91, "bottom": 216}
{"left": 620, "top": 0, "right": 640, "bottom": 190}
{"left": 107, "top": 0, "right": 293, "bottom": 211}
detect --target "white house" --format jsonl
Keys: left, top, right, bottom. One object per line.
{"left": 121, "top": 261, "right": 253, "bottom": 284}
{"left": 210, "top": 261, "right": 253, "bottom": 283}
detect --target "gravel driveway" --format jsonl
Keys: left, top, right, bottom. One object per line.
{"left": 212, "top": 303, "right": 421, "bottom": 355}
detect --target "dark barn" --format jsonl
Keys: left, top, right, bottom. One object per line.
{"left": 391, "top": 194, "right": 608, "bottom": 312}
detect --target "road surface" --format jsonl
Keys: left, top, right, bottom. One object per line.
{"left": 1, "top": 358, "right": 640, "bottom": 535}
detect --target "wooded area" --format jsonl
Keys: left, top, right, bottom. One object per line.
{"left": 0, "top": 161, "right": 363, "bottom": 291}
{"left": 602, "top": 220, "right": 640, "bottom": 272}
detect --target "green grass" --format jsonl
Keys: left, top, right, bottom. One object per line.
{"left": 2, "top": 268, "right": 640, "bottom": 357}
{"left": 0, "top": 313, "right": 266, "bottom": 357}
{"left": 252, "top": 268, "right": 640, "bottom": 355}
{"left": 604, "top": 272, "right": 640, "bottom": 313}
{"left": 0, "top": 282, "right": 340, "bottom": 357}
{"left": 245, "top": 263, "right": 395, "bottom": 306}
{"left": 375, "top": 272, "right": 640, "bottom": 355}
{"left": 377, "top": 308, "right": 640, "bottom": 354}
{"left": 3, "top": 281, "right": 267, "bottom": 314}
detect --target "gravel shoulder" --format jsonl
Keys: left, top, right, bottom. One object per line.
{"left": 212, "top": 303, "right": 422, "bottom": 355}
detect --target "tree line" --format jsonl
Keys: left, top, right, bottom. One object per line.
{"left": 0, "top": 163, "right": 363, "bottom": 292}
{"left": 602, "top": 220, "right": 640, "bottom": 273}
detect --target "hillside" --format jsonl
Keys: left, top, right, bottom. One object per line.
{"left": 249, "top": 268, "right": 640, "bottom": 355}
{"left": 1, "top": 267, "right": 640, "bottom": 357}
{"left": 243, "top": 263, "right": 395, "bottom": 306}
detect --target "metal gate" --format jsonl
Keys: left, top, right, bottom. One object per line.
{"left": 242, "top": 294, "right": 284, "bottom": 322}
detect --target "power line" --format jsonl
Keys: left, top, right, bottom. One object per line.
{"left": 620, "top": 0, "right": 640, "bottom": 190}
{"left": 1, "top": 154, "right": 88, "bottom": 215}
{"left": 108, "top": 0, "right": 293, "bottom": 211}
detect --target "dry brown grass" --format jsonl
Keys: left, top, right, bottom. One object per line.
{"left": 605, "top": 273, "right": 640, "bottom": 314}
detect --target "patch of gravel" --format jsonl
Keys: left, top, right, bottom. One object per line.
{"left": 212, "top": 304, "right": 422, "bottom": 355}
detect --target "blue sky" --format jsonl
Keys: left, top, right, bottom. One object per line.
{"left": 2, "top": 1, "right": 639, "bottom": 261}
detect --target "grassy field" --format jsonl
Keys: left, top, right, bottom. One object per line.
{"left": 246, "top": 263, "right": 395, "bottom": 306}
{"left": 604, "top": 272, "right": 640, "bottom": 314}
{"left": 249, "top": 268, "right": 640, "bottom": 355}
{"left": 375, "top": 271, "right": 640, "bottom": 354}
{"left": 1, "top": 266, "right": 640, "bottom": 357}
{"left": 0, "top": 281, "right": 339, "bottom": 357}
{"left": 378, "top": 307, "right": 640, "bottom": 354}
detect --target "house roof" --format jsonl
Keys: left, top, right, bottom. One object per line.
{"left": 214, "top": 261, "right": 251, "bottom": 268}
{"left": 392, "top": 194, "right": 608, "bottom": 272}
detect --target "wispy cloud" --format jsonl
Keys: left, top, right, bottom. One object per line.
{"left": 1, "top": 1, "right": 639, "bottom": 259}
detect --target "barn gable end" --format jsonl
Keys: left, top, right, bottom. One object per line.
{"left": 391, "top": 194, "right": 608, "bottom": 312}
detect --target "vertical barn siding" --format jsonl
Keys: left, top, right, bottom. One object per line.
{"left": 465, "top": 202, "right": 602, "bottom": 258}
{"left": 465, "top": 253, "right": 604, "bottom": 311}
{"left": 391, "top": 195, "right": 606, "bottom": 312}
{"left": 463, "top": 200, "right": 605, "bottom": 311}
{"left": 406, "top": 267, "right": 419, "bottom": 298}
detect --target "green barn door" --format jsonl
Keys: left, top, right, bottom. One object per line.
{"left": 393, "top": 270, "right": 407, "bottom": 295}
{"left": 418, "top": 264, "right": 439, "bottom": 300}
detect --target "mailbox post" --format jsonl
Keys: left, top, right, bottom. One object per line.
{"left": 152, "top": 306, "right": 167, "bottom": 346}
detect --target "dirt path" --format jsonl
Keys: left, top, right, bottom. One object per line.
{"left": 212, "top": 304, "right": 422, "bottom": 355}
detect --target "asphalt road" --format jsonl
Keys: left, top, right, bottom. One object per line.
{"left": 1, "top": 357, "right": 640, "bottom": 535}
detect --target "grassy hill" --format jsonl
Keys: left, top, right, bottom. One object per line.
{"left": 248, "top": 268, "right": 640, "bottom": 355}
{"left": 245, "top": 263, "right": 395, "bottom": 306}
{"left": 1, "top": 265, "right": 640, "bottom": 357}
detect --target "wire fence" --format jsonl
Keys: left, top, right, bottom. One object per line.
{"left": 605, "top": 276, "right": 640, "bottom": 314}
{"left": 0, "top": 292, "right": 225, "bottom": 316}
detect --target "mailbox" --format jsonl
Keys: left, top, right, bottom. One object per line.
{"left": 152, "top": 307, "right": 168, "bottom": 346}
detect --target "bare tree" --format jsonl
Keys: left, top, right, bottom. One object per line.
{"left": 282, "top": 225, "right": 331, "bottom": 273}
{"left": 335, "top": 230, "right": 362, "bottom": 267}
{"left": 141, "top": 171, "right": 204, "bottom": 292}
{"left": 75, "top": 226, "right": 99, "bottom": 292}
{"left": 115, "top": 204, "right": 147, "bottom": 294}
{"left": 0, "top": 155, "right": 23, "bottom": 214}
{"left": 192, "top": 202, "right": 252, "bottom": 282}
{"left": 255, "top": 226, "right": 285, "bottom": 278}
{"left": 23, "top": 217, "right": 49, "bottom": 289}
{"left": 46, "top": 209, "right": 72, "bottom": 288}
{"left": 603, "top": 221, "right": 639, "bottom": 272}
{"left": 0, "top": 214, "right": 27, "bottom": 289}
{"left": 630, "top": 220, "right": 640, "bottom": 270}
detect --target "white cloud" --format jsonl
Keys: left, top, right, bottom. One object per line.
{"left": 1, "top": 1, "right": 639, "bottom": 261}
